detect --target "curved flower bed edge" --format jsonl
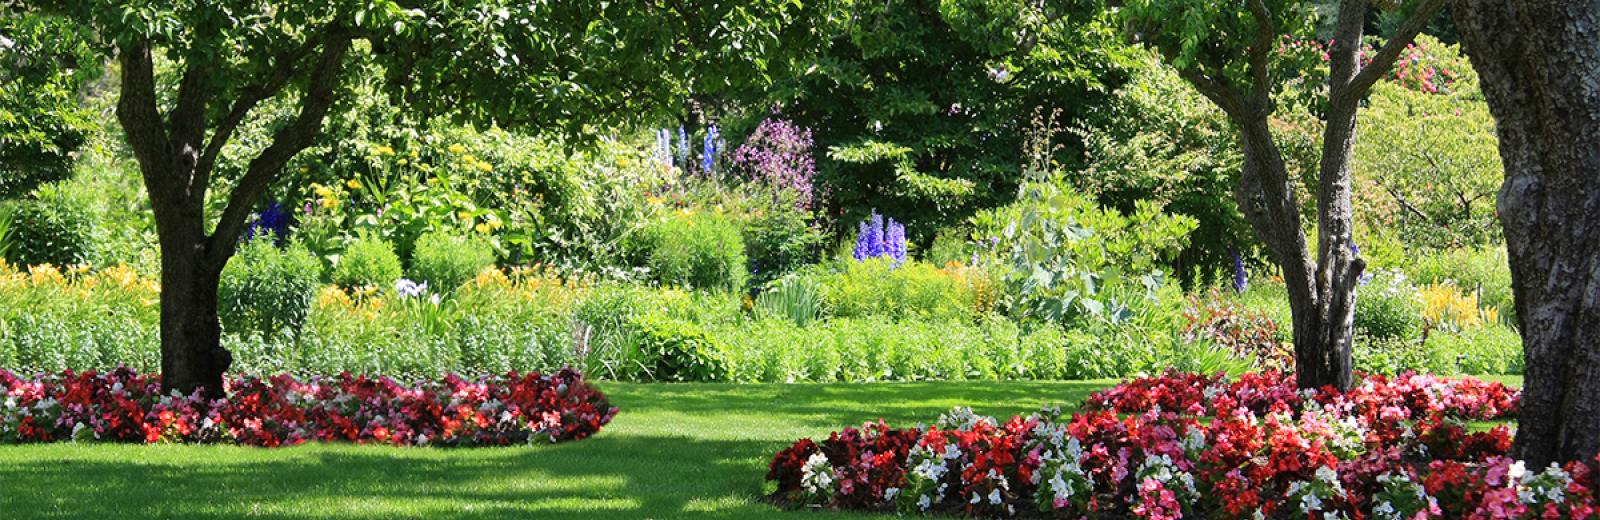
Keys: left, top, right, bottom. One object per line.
{"left": 0, "top": 367, "right": 617, "bottom": 447}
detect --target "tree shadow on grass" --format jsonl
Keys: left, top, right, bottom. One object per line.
{"left": 0, "top": 435, "right": 877, "bottom": 520}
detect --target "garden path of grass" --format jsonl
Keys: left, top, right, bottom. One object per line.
{"left": 0, "top": 375, "right": 1523, "bottom": 519}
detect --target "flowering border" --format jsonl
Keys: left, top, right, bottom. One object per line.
{"left": 0, "top": 367, "right": 616, "bottom": 447}
{"left": 769, "top": 371, "right": 1600, "bottom": 518}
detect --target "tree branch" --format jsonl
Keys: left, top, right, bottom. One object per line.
{"left": 205, "top": 28, "right": 352, "bottom": 268}
{"left": 115, "top": 39, "right": 179, "bottom": 205}
{"left": 1347, "top": 0, "right": 1449, "bottom": 99}
{"left": 1245, "top": 0, "right": 1277, "bottom": 112}
{"left": 168, "top": 57, "right": 212, "bottom": 177}
{"left": 1176, "top": 67, "right": 1250, "bottom": 120}
{"left": 193, "top": 36, "right": 323, "bottom": 195}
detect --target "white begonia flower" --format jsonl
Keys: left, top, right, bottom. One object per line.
{"left": 1507, "top": 460, "right": 1527, "bottom": 486}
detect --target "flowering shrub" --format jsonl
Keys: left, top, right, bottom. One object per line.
{"left": 0, "top": 367, "right": 616, "bottom": 447}
{"left": 730, "top": 117, "right": 817, "bottom": 209}
{"left": 767, "top": 372, "right": 1600, "bottom": 518}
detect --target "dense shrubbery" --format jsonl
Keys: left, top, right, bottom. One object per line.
{"left": 219, "top": 238, "right": 322, "bottom": 336}
{"left": 1, "top": 193, "right": 92, "bottom": 267}
{"left": 330, "top": 233, "right": 402, "bottom": 291}
{"left": 0, "top": 367, "right": 615, "bottom": 446}
{"left": 410, "top": 230, "right": 497, "bottom": 293}
{"left": 1, "top": 18, "right": 1525, "bottom": 388}
{"left": 634, "top": 210, "right": 748, "bottom": 292}
{"left": 766, "top": 372, "right": 1583, "bottom": 519}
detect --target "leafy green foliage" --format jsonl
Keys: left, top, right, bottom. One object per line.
{"left": 0, "top": 13, "right": 100, "bottom": 199}
{"left": 410, "top": 230, "right": 495, "bottom": 293}
{"left": 331, "top": 233, "right": 401, "bottom": 290}
{"left": 1354, "top": 270, "right": 1424, "bottom": 341}
{"left": 635, "top": 211, "right": 748, "bottom": 293}
{"left": 974, "top": 178, "right": 1196, "bottom": 326}
{"left": 1117, "top": 0, "right": 1313, "bottom": 91}
{"left": 754, "top": 275, "right": 827, "bottom": 327}
{"left": 775, "top": 0, "right": 1132, "bottom": 238}
{"left": 220, "top": 239, "right": 322, "bottom": 336}
{"left": 800, "top": 259, "right": 978, "bottom": 323}
{"left": 1072, "top": 53, "right": 1253, "bottom": 286}
{"left": 0, "top": 192, "right": 91, "bottom": 267}
{"left": 1353, "top": 36, "right": 1501, "bottom": 251}
{"left": 625, "top": 315, "right": 728, "bottom": 383}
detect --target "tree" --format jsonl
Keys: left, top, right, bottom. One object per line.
{"left": 774, "top": 0, "right": 1129, "bottom": 242}
{"left": 0, "top": 11, "right": 100, "bottom": 199}
{"left": 39, "top": 0, "right": 827, "bottom": 397}
{"left": 1451, "top": 0, "right": 1600, "bottom": 468}
{"left": 1115, "top": 0, "right": 1446, "bottom": 390}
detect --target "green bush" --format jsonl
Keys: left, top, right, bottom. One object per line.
{"left": 738, "top": 191, "right": 824, "bottom": 287}
{"left": 1424, "top": 325, "right": 1524, "bottom": 375}
{"left": 220, "top": 239, "right": 322, "bottom": 336}
{"left": 1, "top": 195, "right": 91, "bottom": 267}
{"left": 635, "top": 210, "right": 748, "bottom": 292}
{"left": 804, "top": 259, "right": 976, "bottom": 322}
{"left": 626, "top": 314, "right": 728, "bottom": 382}
{"left": 332, "top": 233, "right": 403, "bottom": 290}
{"left": 1354, "top": 270, "right": 1423, "bottom": 341}
{"left": 754, "top": 275, "right": 827, "bottom": 327}
{"left": 410, "top": 230, "right": 496, "bottom": 292}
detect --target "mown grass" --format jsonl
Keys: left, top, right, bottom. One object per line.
{"left": 0, "top": 380, "right": 1115, "bottom": 519}
{"left": 0, "top": 375, "right": 1524, "bottom": 519}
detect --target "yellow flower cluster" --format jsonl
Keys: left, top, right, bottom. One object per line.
{"left": 1418, "top": 283, "right": 1497, "bottom": 331}
{"left": 0, "top": 262, "right": 160, "bottom": 307}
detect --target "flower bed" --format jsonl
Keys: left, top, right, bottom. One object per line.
{"left": 0, "top": 367, "right": 616, "bottom": 446}
{"left": 769, "top": 372, "right": 1600, "bottom": 518}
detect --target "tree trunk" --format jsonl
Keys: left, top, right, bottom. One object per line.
{"left": 158, "top": 237, "right": 231, "bottom": 398}
{"left": 113, "top": 31, "right": 350, "bottom": 397}
{"left": 1235, "top": 113, "right": 1355, "bottom": 391}
{"left": 1454, "top": 0, "right": 1600, "bottom": 468}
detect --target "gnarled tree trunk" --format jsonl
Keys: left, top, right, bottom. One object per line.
{"left": 1454, "top": 0, "right": 1600, "bottom": 468}
{"left": 114, "top": 29, "right": 351, "bottom": 397}
{"left": 1167, "top": 0, "right": 1442, "bottom": 390}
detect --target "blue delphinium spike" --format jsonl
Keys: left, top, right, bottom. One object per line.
{"left": 1232, "top": 248, "right": 1248, "bottom": 294}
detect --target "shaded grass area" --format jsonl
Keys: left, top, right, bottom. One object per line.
{"left": 0, "top": 380, "right": 1113, "bottom": 519}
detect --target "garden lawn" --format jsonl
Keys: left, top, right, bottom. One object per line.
{"left": 0, "top": 375, "right": 1524, "bottom": 519}
{"left": 0, "top": 380, "right": 1108, "bottom": 519}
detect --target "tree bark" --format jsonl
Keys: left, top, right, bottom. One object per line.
{"left": 1454, "top": 0, "right": 1600, "bottom": 468}
{"left": 114, "top": 29, "right": 350, "bottom": 397}
{"left": 1167, "top": 0, "right": 1443, "bottom": 390}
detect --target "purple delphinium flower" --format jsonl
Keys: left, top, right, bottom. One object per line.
{"left": 730, "top": 117, "right": 817, "bottom": 209}
{"left": 853, "top": 211, "right": 884, "bottom": 261}
{"left": 853, "top": 210, "right": 908, "bottom": 267}
{"left": 700, "top": 125, "right": 720, "bottom": 174}
{"left": 245, "top": 201, "right": 290, "bottom": 245}
{"left": 1232, "top": 249, "right": 1248, "bottom": 294}
{"left": 884, "top": 218, "right": 907, "bottom": 267}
